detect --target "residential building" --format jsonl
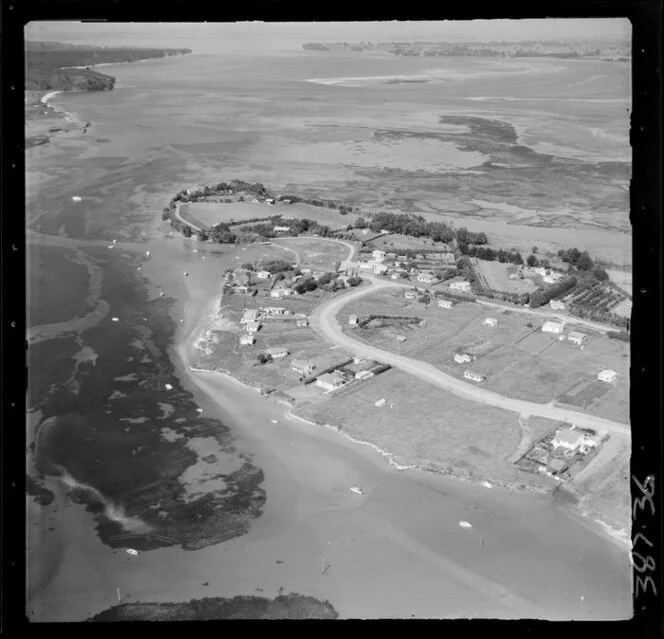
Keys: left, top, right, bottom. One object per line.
{"left": 386, "top": 252, "right": 397, "bottom": 259}
{"left": 464, "top": 370, "right": 485, "bottom": 382}
{"left": 598, "top": 369, "right": 617, "bottom": 383}
{"left": 348, "top": 314, "right": 358, "bottom": 326}
{"left": 548, "top": 458, "right": 568, "bottom": 475}
{"left": 264, "top": 307, "right": 285, "bottom": 315}
{"left": 550, "top": 299, "right": 566, "bottom": 310}
{"left": 391, "top": 273, "right": 399, "bottom": 280}
{"left": 552, "top": 427, "right": 585, "bottom": 451}
{"left": 239, "top": 334, "right": 255, "bottom": 346}
{"left": 542, "top": 321, "right": 565, "bottom": 334}
{"left": 353, "top": 356, "right": 367, "bottom": 365}
{"left": 266, "top": 198, "right": 275, "bottom": 204}
{"left": 243, "top": 308, "right": 260, "bottom": 319}
{"left": 270, "top": 289, "right": 283, "bottom": 298}
{"left": 543, "top": 271, "right": 563, "bottom": 284}
{"left": 301, "top": 268, "right": 312, "bottom": 275}
{"left": 374, "top": 398, "right": 386, "bottom": 407}
{"left": 417, "top": 272, "right": 435, "bottom": 283}
{"left": 236, "top": 285, "right": 249, "bottom": 293}
{"left": 482, "top": 317, "right": 498, "bottom": 327}
{"left": 454, "top": 353, "right": 472, "bottom": 364}
{"left": 296, "top": 318, "right": 309, "bottom": 327}
{"left": 373, "top": 263, "right": 388, "bottom": 275}
{"left": 404, "top": 290, "right": 418, "bottom": 300}
{"left": 415, "top": 254, "right": 424, "bottom": 261}
{"left": 438, "top": 299, "right": 454, "bottom": 309}
{"left": 291, "top": 359, "right": 315, "bottom": 375}
{"left": 245, "top": 321, "right": 261, "bottom": 333}
{"left": 273, "top": 226, "right": 291, "bottom": 233}
{"left": 355, "top": 370, "right": 374, "bottom": 381}
{"left": 362, "top": 229, "right": 369, "bottom": 235}
{"left": 359, "top": 261, "right": 375, "bottom": 271}
{"left": 265, "top": 346, "right": 288, "bottom": 359}
{"left": 372, "top": 250, "right": 386, "bottom": 262}
{"left": 396, "top": 335, "right": 407, "bottom": 342}
{"left": 256, "top": 270, "right": 271, "bottom": 280}
{"left": 449, "top": 280, "right": 471, "bottom": 292}
{"left": 316, "top": 372, "right": 345, "bottom": 391}
{"left": 567, "top": 331, "right": 587, "bottom": 346}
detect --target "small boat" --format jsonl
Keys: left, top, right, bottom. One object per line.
{"left": 72, "top": 196, "right": 82, "bottom": 202}
{"left": 164, "top": 383, "right": 173, "bottom": 390}
{"left": 349, "top": 486, "right": 363, "bottom": 496}
{"left": 196, "top": 408, "right": 204, "bottom": 413}
{"left": 125, "top": 548, "right": 139, "bottom": 556}
{"left": 270, "top": 419, "right": 278, "bottom": 424}
{"left": 184, "top": 272, "right": 189, "bottom": 276}
{"left": 111, "top": 317, "right": 119, "bottom": 322}
{"left": 480, "top": 481, "right": 493, "bottom": 489}
{"left": 159, "top": 292, "right": 165, "bottom": 297}
{"left": 137, "top": 266, "right": 141, "bottom": 271}
{"left": 458, "top": 521, "right": 473, "bottom": 529}
{"left": 107, "top": 245, "right": 114, "bottom": 249}
{"left": 193, "top": 249, "right": 198, "bottom": 253}
{"left": 146, "top": 250, "right": 151, "bottom": 257}
{"left": 112, "top": 239, "right": 117, "bottom": 245}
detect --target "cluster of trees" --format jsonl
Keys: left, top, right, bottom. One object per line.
{"left": 475, "top": 288, "right": 531, "bottom": 305}
{"left": 459, "top": 243, "right": 523, "bottom": 264}
{"left": 526, "top": 254, "right": 552, "bottom": 268}
{"left": 557, "top": 247, "right": 597, "bottom": 273}
{"left": 197, "top": 223, "right": 236, "bottom": 244}
{"left": 368, "top": 212, "right": 457, "bottom": 243}
{"left": 277, "top": 194, "right": 340, "bottom": 209}
{"left": 25, "top": 43, "right": 191, "bottom": 91}
{"left": 528, "top": 276, "right": 577, "bottom": 308}
{"left": 608, "top": 330, "right": 630, "bottom": 341}
{"left": 261, "top": 260, "right": 294, "bottom": 274}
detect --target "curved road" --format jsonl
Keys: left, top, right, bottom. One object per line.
{"left": 310, "top": 275, "right": 630, "bottom": 436}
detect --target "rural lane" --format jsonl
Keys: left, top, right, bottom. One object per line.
{"left": 309, "top": 275, "right": 631, "bottom": 436}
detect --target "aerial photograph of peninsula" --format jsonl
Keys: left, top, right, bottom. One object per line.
{"left": 26, "top": 19, "right": 632, "bottom": 621}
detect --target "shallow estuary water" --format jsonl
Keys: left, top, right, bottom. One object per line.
{"left": 26, "top": 49, "right": 632, "bottom": 620}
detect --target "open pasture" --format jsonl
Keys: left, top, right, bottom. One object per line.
{"left": 296, "top": 369, "right": 555, "bottom": 489}
{"left": 189, "top": 201, "right": 358, "bottom": 230}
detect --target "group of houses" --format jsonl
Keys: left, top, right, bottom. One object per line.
{"left": 239, "top": 305, "right": 309, "bottom": 347}
{"left": 356, "top": 249, "right": 459, "bottom": 284}
{"left": 314, "top": 356, "right": 385, "bottom": 392}
{"left": 541, "top": 321, "right": 592, "bottom": 348}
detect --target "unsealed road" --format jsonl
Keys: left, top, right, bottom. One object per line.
{"left": 310, "top": 276, "right": 630, "bottom": 437}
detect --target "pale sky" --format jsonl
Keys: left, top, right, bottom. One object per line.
{"left": 27, "top": 19, "right": 631, "bottom": 54}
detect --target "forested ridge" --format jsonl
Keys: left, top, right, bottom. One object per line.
{"left": 25, "top": 42, "right": 192, "bottom": 91}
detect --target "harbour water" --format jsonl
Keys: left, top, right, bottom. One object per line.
{"left": 26, "top": 49, "right": 632, "bottom": 620}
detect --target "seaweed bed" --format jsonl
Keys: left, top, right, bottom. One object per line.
{"left": 88, "top": 594, "right": 339, "bottom": 621}
{"left": 30, "top": 249, "right": 265, "bottom": 551}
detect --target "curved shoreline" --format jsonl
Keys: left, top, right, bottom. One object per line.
{"left": 178, "top": 258, "right": 629, "bottom": 550}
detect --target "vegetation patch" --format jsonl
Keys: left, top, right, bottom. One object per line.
{"left": 88, "top": 593, "right": 339, "bottom": 621}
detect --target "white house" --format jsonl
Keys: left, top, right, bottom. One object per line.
{"left": 355, "top": 370, "right": 374, "bottom": 381}
{"left": 316, "top": 372, "right": 345, "bottom": 391}
{"left": 449, "top": 280, "right": 472, "bottom": 292}
{"left": 567, "top": 331, "right": 587, "bottom": 346}
{"left": 417, "top": 272, "right": 435, "bottom": 283}
{"left": 550, "top": 299, "right": 566, "bottom": 310}
{"left": 264, "top": 307, "right": 285, "bottom": 315}
{"left": 240, "top": 334, "right": 255, "bottom": 346}
{"left": 464, "top": 370, "right": 486, "bottom": 383}
{"left": 245, "top": 321, "right": 261, "bottom": 333}
{"left": 454, "top": 353, "right": 472, "bottom": 364}
{"left": 372, "top": 250, "right": 386, "bottom": 262}
{"left": 291, "top": 359, "right": 315, "bottom": 375}
{"left": 404, "top": 290, "right": 418, "bottom": 300}
{"left": 482, "top": 317, "right": 498, "bottom": 327}
{"left": 270, "top": 290, "right": 283, "bottom": 298}
{"left": 598, "top": 369, "right": 617, "bottom": 383}
{"left": 374, "top": 398, "right": 386, "bottom": 407}
{"left": 348, "top": 314, "right": 358, "bottom": 326}
{"left": 265, "top": 346, "right": 288, "bottom": 359}
{"left": 373, "top": 263, "right": 388, "bottom": 275}
{"left": 256, "top": 270, "right": 271, "bottom": 280}
{"left": 438, "top": 299, "right": 454, "bottom": 309}
{"left": 552, "top": 427, "right": 585, "bottom": 451}
{"left": 396, "top": 335, "right": 407, "bottom": 342}
{"left": 543, "top": 272, "right": 563, "bottom": 284}
{"left": 300, "top": 268, "right": 312, "bottom": 275}
{"left": 296, "top": 318, "right": 309, "bottom": 327}
{"left": 353, "top": 356, "right": 367, "bottom": 365}
{"left": 542, "top": 321, "right": 565, "bottom": 334}
{"left": 359, "top": 261, "right": 376, "bottom": 271}
{"left": 273, "top": 226, "right": 291, "bottom": 233}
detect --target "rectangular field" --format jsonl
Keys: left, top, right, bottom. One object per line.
{"left": 189, "top": 201, "right": 358, "bottom": 230}
{"left": 296, "top": 368, "right": 555, "bottom": 488}
{"left": 472, "top": 259, "right": 537, "bottom": 294}
{"left": 272, "top": 238, "right": 351, "bottom": 271}
{"left": 337, "top": 290, "right": 629, "bottom": 420}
